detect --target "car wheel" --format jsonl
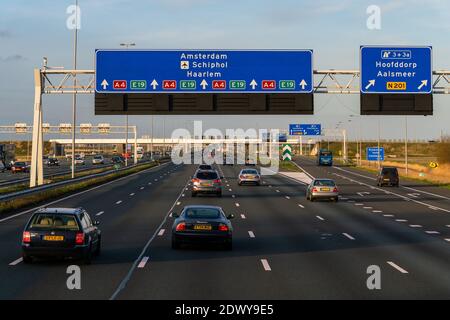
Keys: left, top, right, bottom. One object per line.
{"left": 172, "top": 239, "right": 180, "bottom": 250}
{"left": 191, "top": 192, "right": 197, "bottom": 197}
{"left": 333, "top": 197, "right": 339, "bottom": 202}
{"left": 238, "top": 182, "right": 242, "bottom": 186}
{"left": 310, "top": 197, "right": 315, "bottom": 202}
{"left": 82, "top": 245, "right": 93, "bottom": 265}
{"left": 22, "top": 254, "right": 33, "bottom": 264}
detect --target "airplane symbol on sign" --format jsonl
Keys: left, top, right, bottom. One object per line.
{"left": 180, "top": 61, "right": 189, "bottom": 70}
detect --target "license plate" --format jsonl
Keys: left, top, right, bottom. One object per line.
{"left": 383, "top": 179, "right": 390, "bottom": 181}
{"left": 321, "top": 188, "right": 330, "bottom": 192}
{"left": 43, "top": 235, "right": 64, "bottom": 241}
{"left": 194, "top": 225, "right": 212, "bottom": 231}
{"left": 201, "top": 183, "right": 212, "bottom": 187}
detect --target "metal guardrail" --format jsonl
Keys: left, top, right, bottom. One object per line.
{"left": 0, "top": 163, "right": 113, "bottom": 188}
{"left": 0, "top": 160, "right": 165, "bottom": 202}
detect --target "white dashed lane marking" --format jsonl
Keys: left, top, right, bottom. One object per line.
{"left": 137, "top": 257, "right": 149, "bottom": 269}
{"left": 425, "top": 231, "right": 440, "bottom": 235}
{"left": 261, "top": 259, "right": 272, "bottom": 271}
{"left": 235, "top": 203, "right": 240, "bottom": 207}
{"left": 342, "top": 233, "right": 355, "bottom": 240}
{"left": 248, "top": 231, "right": 255, "bottom": 238}
{"left": 9, "top": 258, "right": 23, "bottom": 266}
{"left": 409, "top": 225, "right": 422, "bottom": 228}
{"left": 130, "top": 193, "right": 135, "bottom": 196}
{"left": 316, "top": 216, "right": 324, "bottom": 221}
{"left": 298, "top": 204, "right": 305, "bottom": 208}
{"left": 241, "top": 214, "right": 246, "bottom": 219}
{"left": 116, "top": 200, "right": 122, "bottom": 205}
{"left": 96, "top": 211, "right": 104, "bottom": 216}
{"left": 387, "top": 261, "right": 408, "bottom": 274}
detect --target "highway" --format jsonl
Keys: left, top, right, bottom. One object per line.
{"left": 1, "top": 159, "right": 449, "bottom": 299}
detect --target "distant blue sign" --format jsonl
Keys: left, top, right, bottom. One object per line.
{"left": 360, "top": 46, "right": 432, "bottom": 94}
{"left": 96, "top": 49, "right": 313, "bottom": 93}
{"left": 289, "top": 124, "right": 321, "bottom": 136}
{"left": 278, "top": 133, "right": 288, "bottom": 143}
{"left": 367, "top": 147, "right": 385, "bottom": 161}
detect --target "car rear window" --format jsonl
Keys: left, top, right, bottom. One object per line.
{"left": 196, "top": 171, "right": 218, "bottom": 180}
{"left": 314, "top": 180, "right": 336, "bottom": 186}
{"left": 199, "top": 165, "right": 213, "bottom": 170}
{"left": 94, "top": 156, "right": 102, "bottom": 159}
{"left": 29, "top": 214, "right": 80, "bottom": 231}
{"left": 15, "top": 162, "right": 26, "bottom": 166}
{"left": 184, "top": 208, "right": 221, "bottom": 219}
{"left": 382, "top": 168, "right": 398, "bottom": 175}
{"left": 242, "top": 170, "right": 258, "bottom": 174}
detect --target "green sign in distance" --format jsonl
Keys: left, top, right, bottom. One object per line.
{"left": 279, "top": 80, "right": 295, "bottom": 90}
{"left": 180, "top": 80, "right": 196, "bottom": 90}
{"left": 229, "top": 80, "right": 246, "bottom": 90}
{"left": 130, "top": 80, "right": 147, "bottom": 90}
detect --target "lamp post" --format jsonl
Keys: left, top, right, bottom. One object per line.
{"left": 120, "top": 42, "right": 135, "bottom": 166}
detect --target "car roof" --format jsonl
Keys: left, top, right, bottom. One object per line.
{"left": 313, "top": 178, "right": 335, "bottom": 182}
{"left": 182, "top": 205, "right": 222, "bottom": 210}
{"left": 35, "top": 207, "right": 83, "bottom": 215}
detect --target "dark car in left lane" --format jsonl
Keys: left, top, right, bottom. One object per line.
{"left": 171, "top": 205, "right": 234, "bottom": 250}
{"left": 22, "top": 208, "right": 101, "bottom": 264}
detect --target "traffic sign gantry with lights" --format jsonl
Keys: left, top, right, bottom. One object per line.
{"left": 95, "top": 49, "right": 313, "bottom": 94}
{"left": 360, "top": 46, "right": 432, "bottom": 94}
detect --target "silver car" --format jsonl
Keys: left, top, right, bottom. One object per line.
{"left": 191, "top": 170, "right": 222, "bottom": 197}
{"left": 238, "top": 169, "right": 261, "bottom": 186}
{"left": 306, "top": 179, "right": 339, "bottom": 202}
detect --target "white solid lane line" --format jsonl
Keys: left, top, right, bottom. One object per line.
{"left": 9, "top": 257, "right": 23, "bottom": 266}
{"left": 316, "top": 216, "right": 324, "bottom": 221}
{"left": 241, "top": 214, "right": 246, "bottom": 219}
{"left": 158, "top": 229, "right": 165, "bottom": 236}
{"left": 342, "top": 233, "right": 355, "bottom": 240}
{"left": 248, "top": 231, "right": 255, "bottom": 238}
{"left": 387, "top": 261, "right": 408, "bottom": 274}
{"left": 116, "top": 200, "right": 122, "bottom": 205}
{"left": 137, "top": 256, "right": 149, "bottom": 269}
{"left": 96, "top": 211, "right": 104, "bottom": 216}
{"left": 261, "top": 259, "right": 272, "bottom": 271}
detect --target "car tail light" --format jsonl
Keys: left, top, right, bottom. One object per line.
{"left": 218, "top": 224, "right": 228, "bottom": 231}
{"left": 192, "top": 178, "right": 199, "bottom": 183}
{"left": 75, "top": 233, "right": 85, "bottom": 245}
{"left": 22, "top": 231, "right": 31, "bottom": 243}
{"left": 312, "top": 188, "right": 318, "bottom": 192}
{"left": 333, "top": 187, "right": 338, "bottom": 192}
{"left": 239, "top": 175, "right": 245, "bottom": 179}
{"left": 214, "top": 179, "right": 221, "bottom": 184}
{"left": 176, "top": 222, "right": 186, "bottom": 231}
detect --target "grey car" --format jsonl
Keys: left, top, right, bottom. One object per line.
{"left": 238, "top": 168, "right": 261, "bottom": 186}
{"left": 191, "top": 170, "right": 223, "bottom": 197}
{"left": 306, "top": 179, "right": 339, "bottom": 202}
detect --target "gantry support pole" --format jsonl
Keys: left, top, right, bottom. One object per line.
{"left": 30, "top": 69, "right": 44, "bottom": 187}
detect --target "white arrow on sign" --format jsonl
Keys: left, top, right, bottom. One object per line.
{"left": 418, "top": 80, "right": 428, "bottom": 90}
{"left": 200, "top": 79, "right": 208, "bottom": 90}
{"left": 150, "top": 79, "right": 159, "bottom": 90}
{"left": 365, "top": 80, "right": 375, "bottom": 90}
{"left": 250, "top": 79, "right": 258, "bottom": 90}
{"left": 101, "top": 79, "right": 109, "bottom": 90}
{"left": 299, "top": 79, "right": 307, "bottom": 90}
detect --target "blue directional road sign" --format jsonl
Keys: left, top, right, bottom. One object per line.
{"left": 95, "top": 49, "right": 313, "bottom": 93}
{"left": 360, "top": 46, "right": 432, "bottom": 94}
{"left": 289, "top": 124, "right": 321, "bottom": 136}
{"left": 367, "top": 147, "right": 385, "bottom": 161}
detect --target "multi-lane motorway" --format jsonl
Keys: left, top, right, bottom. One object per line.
{"left": 0, "top": 158, "right": 449, "bottom": 299}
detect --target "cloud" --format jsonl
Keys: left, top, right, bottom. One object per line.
{"left": 0, "top": 54, "right": 27, "bottom": 62}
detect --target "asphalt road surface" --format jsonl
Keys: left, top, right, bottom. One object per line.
{"left": 0, "top": 158, "right": 449, "bottom": 299}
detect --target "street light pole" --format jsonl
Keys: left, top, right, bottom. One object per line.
{"left": 71, "top": 0, "right": 79, "bottom": 179}
{"left": 405, "top": 116, "right": 408, "bottom": 176}
{"left": 119, "top": 42, "right": 136, "bottom": 166}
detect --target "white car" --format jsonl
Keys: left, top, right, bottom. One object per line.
{"left": 74, "top": 158, "right": 85, "bottom": 165}
{"left": 92, "top": 155, "right": 104, "bottom": 165}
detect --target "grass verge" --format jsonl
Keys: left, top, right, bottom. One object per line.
{"left": 279, "top": 161, "right": 302, "bottom": 172}
{"left": 0, "top": 162, "right": 159, "bottom": 215}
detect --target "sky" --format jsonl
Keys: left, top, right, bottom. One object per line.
{"left": 0, "top": 0, "right": 449, "bottom": 141}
